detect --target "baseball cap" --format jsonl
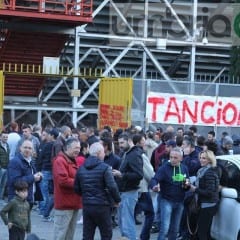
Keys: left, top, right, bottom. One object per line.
{"left": 166, "top": 140, "right": 176, "bottom": 147}
{"left": 49, "top": 128, "right": 59, "bottom": 139}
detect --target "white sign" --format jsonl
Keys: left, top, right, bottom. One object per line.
{"left": 146, "top": 92, "right": 240, "bottom": 127}
{"left": 43, "top": 57, "right": 59, "bottom": 74}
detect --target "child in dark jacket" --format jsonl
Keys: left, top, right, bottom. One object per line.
{"left": 0, "top": 180, "right": 31, "bottom": 240}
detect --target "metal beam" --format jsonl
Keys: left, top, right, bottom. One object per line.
{"left": 72, "top": 28, "right": 80, "bottom": 127}
{"left": 162, "top": 0, "right": 191, "bottom": 39}
{"left": 140, "top": 42, "right": 180, "bottom": 93}
{"left": 78, "top": 0, "right": 110, "bottom": 32}
{"left": 110, "top": 0, "right": 137, "bottom": 37}
{"left": 96, "top": 49, "right": 120, "bottom": 77}
{"left": 4, "top": 110, "right": 30, "bottom": 128}
{"left": 80, "top": 78, "right": 98, "bottom": 100}
{"left": 42, "top": 110, "right": 55, "bottom": 126}
{"left": 4, "top": 105, "right": 98, "bottom": 113}
{"left": 42, "top": 68, "right": 74, "bottom": 102}
{"left": 189, "top": 0, "right": 198, "bottom": 94}
{"left": 76, "top": 41, "right": 136, "bottom": 107}
{"left": 77, "top": 32, "right": 231, "bottom": 48}
{"left": 74, "top": 43, "right": 230, "bottom": 57}
{"left": 201, "top": 67, "right": 226, "bottom": 95}
{"left": 76, "top": 112, "right": 89, "bottom": 122}
{"left": 43, "top": 49, "right": 95, "bottom": 103}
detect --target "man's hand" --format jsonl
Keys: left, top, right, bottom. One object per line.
{"left": 190, "top": 184, "right": 196, "bottom": 192}
{"left": 34, "top": 172, "right": 43, "bottom": 182}
{"left": 112, "top": 169, "right": 122, "bottom": 178}
{"left": 8, "top": 222, "right": 13, "bottom": 229}
{"left": 152, "top": 184, "right": 160, "bottom": 192}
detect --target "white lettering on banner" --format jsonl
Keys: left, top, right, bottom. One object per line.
{"left": 146, "top": 93, "right": 240, "bottom": 126}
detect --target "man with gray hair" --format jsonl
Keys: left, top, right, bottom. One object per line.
{"left": 150, "top": 147, "right": 190, "bottom": 240}
{"left": 74, "top": 142, "right": 120, "bottom": 240}
{"left": 52, "top": 137, "right": 81, "bottom": 240}
{"left": 15, "top": 124, "right": 40, "bottom": 168}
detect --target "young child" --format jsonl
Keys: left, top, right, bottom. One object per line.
{"left": 0, "top": 180, "right": 31, "bottom": 240}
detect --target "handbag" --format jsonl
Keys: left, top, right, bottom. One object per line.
{"left": 185, "top": 193, "right": 200, "bottom": 236}
{"left": 187, "top": 194, "right": 200, "bottom": 215}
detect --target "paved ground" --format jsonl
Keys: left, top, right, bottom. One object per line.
{"left": 0, "top": 201, "right": 159, "bottom": 240}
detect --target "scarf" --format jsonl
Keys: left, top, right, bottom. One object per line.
{"left": 195, "top": 164, "right": 211, "bottom": 188}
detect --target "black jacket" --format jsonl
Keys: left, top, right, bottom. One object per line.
{"left": 37, "top": 141, "right": 54, "bottom": 171}
{"left": 196, "top": 168, "right": 219, "bottom": 204}
{"left": 74, "top": 156, "right": 120, "bottom": 206}
{"left": 0, "top": 142, "right": 10, "bottom": 169}
{"left": 117, "top": 146, "right": 143, "bottom": 192}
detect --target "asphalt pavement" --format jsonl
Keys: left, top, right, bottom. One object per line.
{"left": 0, "top": 200, "right": 159, "bottom": 240}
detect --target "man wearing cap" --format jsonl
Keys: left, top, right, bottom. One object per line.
{"left": 159, "top": 140, "right": 177, "bottom": 166}
{"left": 216, "top": 135, "right": 234, "bottom": 155}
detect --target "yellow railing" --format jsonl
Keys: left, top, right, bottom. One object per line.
{"left": 1, "top": 63, "right": 103, "bottom": 78}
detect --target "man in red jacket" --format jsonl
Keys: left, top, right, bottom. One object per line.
{"left": 52, "top": 138, "right": 81, "bottom": 240}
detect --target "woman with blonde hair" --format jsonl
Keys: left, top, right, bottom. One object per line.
{"left": 190, "top": 150, "right": 219, "bottom": 240}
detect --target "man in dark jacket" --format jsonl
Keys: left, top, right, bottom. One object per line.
{"left": 113, "top": 132, "right": 143, "bottom": 240}
{"left": 150, "top": 147, "right": 189, "bottom": 240}
{"left": 182, "top": 136, "right": 201, "bottom": 177}
{"left": 51, "top": 125, "right": 71, "bottom": 160}
{"left": 7, "top": 139, "right": 43, "bottom": 207}
{"left": 38, "top": 128, "right": 58, "bottom": 218}
{"left": 74, "top": 142, "right": 120, "bottom": 240}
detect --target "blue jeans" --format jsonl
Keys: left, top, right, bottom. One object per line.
{"left": 0, "top": 168, "right": 7, "bottom": 199}
{"left": 39, "top": 171, "right": 53, "bottom": 215}
{"left": 44, "top": 196, "right": 54, "bottom": 217}
{"left": 158, "top": 198, "right": 184, "bottom": 240}
{"left": 137, "top": 192, "right": 154, "bottom": 240}
{"left": 153, "top": 192, "right": 162, "bottom": 229}
{"left": 118, "top": 190, "right": 138, "bottom": 240}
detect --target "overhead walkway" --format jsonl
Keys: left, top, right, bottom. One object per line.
{"left": 0, "top": 0, "right": 92, "bottom": 24}
{"left": 0, "top": 0, "right": 93, "bottom": 97}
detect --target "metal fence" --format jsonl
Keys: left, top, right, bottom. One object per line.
{"left": 131, "top": 78, "right": 240, "bottom": 139}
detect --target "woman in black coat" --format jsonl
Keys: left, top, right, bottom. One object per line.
{"left": 190, "top": 150, "right": 220, "bottom": 240}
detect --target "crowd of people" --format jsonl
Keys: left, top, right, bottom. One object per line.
{"left": 0, "top": 121, "right": 238, "bottom": 240}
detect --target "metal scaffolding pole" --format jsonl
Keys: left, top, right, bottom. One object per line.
{"left": 190, "top": 0, "right": 198, "bottom": 95}
{"left": 72, "top": 27, "right": 80, "bottom": 127}
{"left": 142, "top": 0, "right": 148, "bottom": 127}
{"left": 76, "top": 41, "right": 136, "bottom": 107}
{"left": 162, "top": 0, "right": 191, "bottom": 39}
